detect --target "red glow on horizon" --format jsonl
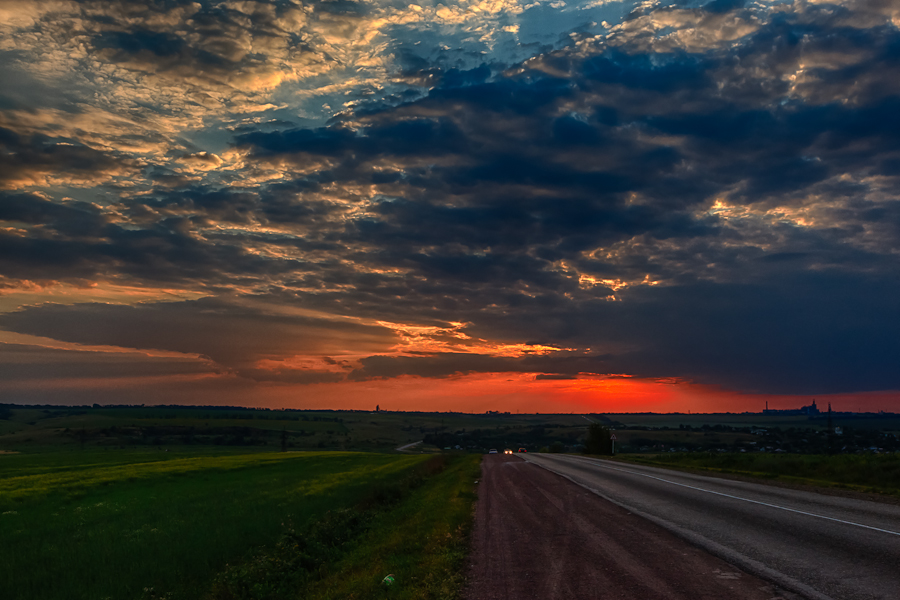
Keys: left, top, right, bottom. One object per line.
{"left": 10, "top": 367, "right": 900, "bottom": 414}
{"left": 250, "top": 373, "right": 900, "bottom": 415}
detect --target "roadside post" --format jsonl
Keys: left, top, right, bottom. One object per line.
{"left": 610, "top": 433, "right": 617, "bottom": 455}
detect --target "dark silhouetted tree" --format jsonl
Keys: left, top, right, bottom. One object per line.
{"left": 585, "top": 423, "right": 613, "bottom": 455}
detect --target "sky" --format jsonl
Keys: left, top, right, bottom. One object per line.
{"left": 1, "top": 0, "right": 899, "bottom": 413}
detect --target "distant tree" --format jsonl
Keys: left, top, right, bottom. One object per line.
{"left": 585, "top": 423, "right": 613, "bottom": 455}
{"left": 376, "top": 405, "right": 380, "bottom": 412}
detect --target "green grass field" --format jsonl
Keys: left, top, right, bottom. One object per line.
{"left": 6, "top": 405, "right": 896, "bottom": 458}
{"left": 1, "top": 449, "right": 477, "bottom": 600}
{"left": 622, "top": 452, "right": 900, "bottom": 496}
{"left": 0, "top": 405, "right": 601, "bottom": 454}
{"left": 605, "top": 413, "right": 814, "bottom": 429}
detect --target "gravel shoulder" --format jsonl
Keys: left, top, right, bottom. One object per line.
{"left": 464, "top": 454, "right": 799, "bottom": 600}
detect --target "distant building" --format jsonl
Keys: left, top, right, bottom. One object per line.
{"left": 763, "top": 399, "right": 820, "bottom": 416}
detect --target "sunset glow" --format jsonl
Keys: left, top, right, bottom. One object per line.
{"left": 1, "top": 0, "right": 899, "bottom": 413}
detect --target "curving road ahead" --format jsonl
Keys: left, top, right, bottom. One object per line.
{"left": 523, "top": 454, "right": 900, "bottom": 600}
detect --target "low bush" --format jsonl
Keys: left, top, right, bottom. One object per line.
{"left": 210, "top": 510, "right": 369, "bottom": 600}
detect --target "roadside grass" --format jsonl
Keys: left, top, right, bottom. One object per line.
{"left": 620, "top": 452, "right": 900, "bottom": 496}
{"left": 0, "top": 451, "right": 428, "bottom": 600}
{"left": 209, "top": 453, "right": 482, "bottom": 600}
{"left": 299, "top": 453, "right": 480, "bottom": 600}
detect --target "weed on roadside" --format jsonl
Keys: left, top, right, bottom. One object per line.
{"left": 209, "top": 510, "right": 371, "bottom": 600}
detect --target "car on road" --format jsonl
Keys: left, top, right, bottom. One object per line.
{"left": 504, "top": 449, "right": 513, "bottom": 455}
{"left": 518, "top": 448, "right": 527, "bottom": 453}
{"left": 488, "top": 448, "right": 498, "bottom": 454}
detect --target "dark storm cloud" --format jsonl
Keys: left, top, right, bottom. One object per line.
{"left": 613, "top": 274, "right": 900, "bottom": 395}
{"left": 235, "top": 126, "right": 359, "bottom": 158}
{"left": 441, "top": 270, "right": 900, "bottom": 395}
{"left": 0, "top": 298, "right": 398, "bottom": 383}
{"left": 0, "top": 342, "right": 218, "bottom": 381}
{"left": 0, "top": 298, "right": 392, "bottom": 362}
{"left": 0, "top": 192, "right": 106, "bottom": 236}
{"left": 229, "top": 6, "right": 900, "bottom": 220}
{"left": 335, "top": 270, "right": 900, "bottom": 395}
{"left": 83, "top": 0, "right": 311, "bottom": 78}
{"left": 234, "top": 117, "right": 470, "bottom": 160}
{"left": 0, "top": 215, "right": 270, "bottom": 284}
{"left": 3, "top": 0, "right": 900, "bottom": 397}
{"left": 135, "top": 186, "right": 261, "bottom": 225}
{"left": 220, "top": 0, "right": 900, "bottom": 394}
{"left": 0, "top": 190, "right": 306, "bottom": 284}
{"left": 236, "top": 367, "right": 346, "bottom": 384}
{"left": 94, "top": 28, "right": 189, "bottom": 61}
{"left": 0, "top": 129, "right": 135, "bottom": 189}
{"left": 348, "top": 351, "right": 610, "bottom": 381}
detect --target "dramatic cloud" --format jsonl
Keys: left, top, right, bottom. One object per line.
{"left": 0, "top": 297, "right": 398, "bottom": 383}
{"left": 1, "top": 0, "right": 899, "bottom": 409}
{"left": 0, "top": 341, "right": 219, "bottom": 382}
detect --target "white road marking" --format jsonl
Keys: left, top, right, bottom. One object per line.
{"left": 555, "top": 456, "right": 900, "bottom": 537}
{"left": 395, "top": 440, "right": 422, "bottom": 451}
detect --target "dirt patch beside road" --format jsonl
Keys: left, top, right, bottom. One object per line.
{"left": 464, "top": 454, "right": 797, "bottom": 600}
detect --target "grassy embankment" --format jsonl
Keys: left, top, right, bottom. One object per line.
{"left": 1, "top": 450, "right": 480, "bottom": 600}
{"left": 621, "top": 452, "right": 900, "bottom": 497}
{"left": 211, "top": 452, "right": 480, "bottom": 600}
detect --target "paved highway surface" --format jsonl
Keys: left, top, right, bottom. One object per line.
{"left": 524, "top": 454, "right": 900, "bottom": 600}
{"left": 465, "top": 455, "right": 799, "bottom": 600}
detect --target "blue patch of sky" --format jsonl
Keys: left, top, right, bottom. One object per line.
{"left": 260, "top": 0, "right": 645, "bottom": 131}
{"left": 186, "top": 0, "right": 774, "bottom": 151}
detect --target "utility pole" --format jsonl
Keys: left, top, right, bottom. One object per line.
{"left": 827, "top": 403, "right": 834, "bottom": 455}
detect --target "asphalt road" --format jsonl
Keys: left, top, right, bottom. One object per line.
{"left": 524, "top": 454, "right": 900, "bottom": 600}
{"left": 464, "top": 455, "right": 799, "bottom": 600}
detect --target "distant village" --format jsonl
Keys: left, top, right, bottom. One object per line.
{"left": 760, "top": 399, "right": 897, "bottom": 418}
{"left": 762, "top": 399, "right": 824, "bottom": 416}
